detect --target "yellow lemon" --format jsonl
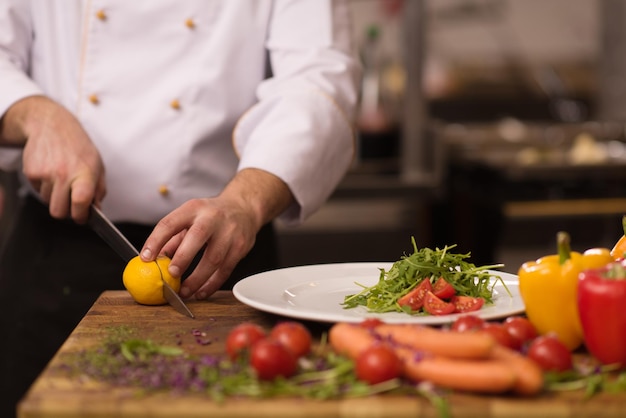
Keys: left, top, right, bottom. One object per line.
{"left": 122, "top": 255, "right": 181, "bottom": 305}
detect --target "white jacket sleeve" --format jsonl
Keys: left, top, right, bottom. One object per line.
{"left": 0, "top": 0, "right": 43, "bottom": 170}
{"left": 233, "top": 0, "right": 361, "bottom": 226}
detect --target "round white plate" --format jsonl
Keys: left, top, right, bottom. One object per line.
{"left": 233, "top": 262, "right": 525, "bottom": 325}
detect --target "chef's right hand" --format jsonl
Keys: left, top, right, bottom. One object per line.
{"left": 0, "top": 95, "right": 106, "bottom": 223}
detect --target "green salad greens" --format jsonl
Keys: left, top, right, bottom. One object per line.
{"left": 342, "top": 237, "right": 507, "bottom": 315}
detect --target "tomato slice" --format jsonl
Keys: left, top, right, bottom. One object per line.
{"left": 397, "top": 279, "right": 432, "bottom": 311}
{"left": 452, "top": 296, "right": 484, "bottom": 313}
{"left": 432, "top": 277, "right": 455, "bottom": 299}
{"left": 423, "top": 291, "right": 455, "bottom": 315}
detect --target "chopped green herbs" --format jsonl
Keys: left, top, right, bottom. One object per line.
{"left": 342, "top": 237, "right": 507, "bottom": 314}
{"left": 60, "top": 328, "right": 429, "bottom": 404}
{"left": 544, "top": 362, "right": 626, "bottom": 398}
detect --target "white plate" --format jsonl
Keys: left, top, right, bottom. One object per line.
{"left": 233, "top": 262, "right": 525, "bottom": 325}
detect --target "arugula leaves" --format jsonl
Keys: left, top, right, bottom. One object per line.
{"left": 342, "top": 237, "right": 506, "bottom": 314}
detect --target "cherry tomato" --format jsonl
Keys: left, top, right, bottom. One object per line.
{"left": 269, "top": 321, "right": 312, "bottom": 358}
{"left": 527, "top": 335, "right": 573, "bottom": 372}
{"left": 432, "top": 277, "right": 455, "bottom": 299}
{"left": 355, "top": 344, "right": 402, "bottom": 385}
{"left": 451, "top": 315, "right": 485, "bottom": 332}
{"left": 397, "top": 279, "right": 432, "bottom": 311}
{"left": 359, "top": 318, "right": 384, "bottom": 329}
{"left": 503, "top": 316, "right": 538, "bottom": 349}
{"left": 451, "top": 296, "right": 484, "bottom": 313}
{"left": 423, "top": 291, "right": 455, "bottom": 316}
{"left": 250, "top": 338, "right": 298, "bottom": 380}
{"left": 482, "top": 323, "right": 519, "bottom": 350}
{"left": 225, "top": 322, "right": 266, "bottom": 360}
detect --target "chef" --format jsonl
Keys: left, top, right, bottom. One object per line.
{"left": 0, "top": 1, "right": 360, "bottom": 416}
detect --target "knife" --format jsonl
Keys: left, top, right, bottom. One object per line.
{"left": 87, "top": 204, "right": 195, "bottom": 318}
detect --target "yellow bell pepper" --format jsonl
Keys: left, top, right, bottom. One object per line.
{"left": 518, "top": 231, "right": 613, "bottom": 351}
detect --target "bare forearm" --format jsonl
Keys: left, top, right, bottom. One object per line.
{"left": 0, "top": 96, "right": 56, "bottom": 147}
{"left": 0, "top": 95, "right": 50, "bottom": 146}
{"left": 220, "top": 168, "right": 294, "bottom": 228}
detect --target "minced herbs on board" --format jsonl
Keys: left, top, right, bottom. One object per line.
{"left": 59, "top": 326, "right": 436, "bottom": 404}
{"left": 342, "top": 237, "right": 507, "bottom": 315}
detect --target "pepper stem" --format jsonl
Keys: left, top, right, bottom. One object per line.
{"left": 557, "top": 231, "right": 571, "bottom": 265}
{"left": 622, "top": 215, "right": 626, "bottom": 236}
{"left": 606, "top": 261, "right": 626, "bottom": 279}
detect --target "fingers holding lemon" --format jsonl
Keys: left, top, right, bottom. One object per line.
{"left": 122, "top": 256, "right": 181, "bottom": 305}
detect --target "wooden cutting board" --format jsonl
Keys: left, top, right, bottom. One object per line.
{"left": 17, "top": 291, "right": 626, "bottom": 418}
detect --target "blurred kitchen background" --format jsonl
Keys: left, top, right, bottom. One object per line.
{"left": 2, "top": 0, "right": 626, "bottom": 274}
{"left": 277, "top": 0, "right": 626, "bottom": 274}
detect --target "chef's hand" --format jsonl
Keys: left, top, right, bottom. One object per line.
{"left": 0, "top": 95, "right": 106, "bottom": 223}
{"left": 140, "top": 168, "right": 294, "bottom": 300}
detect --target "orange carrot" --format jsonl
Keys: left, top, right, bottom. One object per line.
{"left": 374, "top": 323, "right": 496, "bottom": 360}
{"left": 490, "top": 344, "right": 544, "bottom": 396}
{"left": 396, "top": 347, "right": 516, "bottom": 394}
{"left": 329, "top": 322, "right": 544, "bottom": 396}
{"left": 328, "top": 322, "right": 377, "bottom": 359}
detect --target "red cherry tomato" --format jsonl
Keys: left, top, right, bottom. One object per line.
{"left": 503, "top": 316, "right": 538, "bottom": 349}
{"left": 451, "top": 295, "right": 484, "bottom": 313}
{"left": 423, "top": 291, "right": 455, "bottom": 316}
{"left": 225, "top": 322, "right": 266, "bottom": 360}
{"left": 527, "top": 335, "right": 573, "bottom": 372}
{"left": 432, "top": 277, "right": 456, "bottom": 299}
{"left": 482, "top": 323, "right": 519, "bottom": 350}
{"left": 397, "top": 279, "right": 432, "bottom": 311}
{"left": 359, "top": 318, "right": 384, "bottom": 329}
{"left": 355, "top": 344, "right": 403, "bottom": 385}
{"left": 269, "top": 321, "right": 312, "bottom": 359}
{"left": 250, "top": 338, "right": 298, "bottom": 380}
{"left": 451, "top": 315, "right": 485, "bottom": 332}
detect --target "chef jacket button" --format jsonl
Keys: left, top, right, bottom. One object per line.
{"left": 158, "top": 185, "right": 170, "bottom": 196}
{"left": 170, "top": 99, "right": 181, "bottom": 110}
{"left": 89, "top": 94, "right": 99, "bottom": 105}
{"left": 185, "top": 18, "right": 195, "bottom": 29}
{"left": 96, "top": 10, "right": 107, "bottom": 21}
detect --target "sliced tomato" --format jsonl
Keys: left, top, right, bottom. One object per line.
{"left": 432, "top": 277, "right": 455, "bottom": 299}
{"left": 397, "top": 279, "right": 432, "bottom": 311}
{"left": 423, "top": 291, "right": 455, "bottom": 316}
{"left": 452, "top": 296, "right": 484, "bottom": 313}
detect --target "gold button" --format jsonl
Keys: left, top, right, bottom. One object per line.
{"left": 170, "top": 99, "right": 181, "bottom": 110}
{"left": 158, "top": 185, "right": 169, "bottom": 196}
{"left": 96, "top": 10, "right": 107, "bottom": 21}
{"left": 89, "top": 94, "right": 99, "bottom": 105}
{"left": 185, "top": 18, "right": 195, "bottom": 29}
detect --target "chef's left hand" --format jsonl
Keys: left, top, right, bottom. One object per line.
{"left": 140, "top": 168, "right": 293, "bottom": 300}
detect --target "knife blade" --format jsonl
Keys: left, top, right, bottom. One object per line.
{"left": 87, "top": 204, "right": 195, "bottom": 318}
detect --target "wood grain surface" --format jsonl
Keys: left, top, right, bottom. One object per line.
{"left": 17, "top": 291, "right": 626, "bottom": 418}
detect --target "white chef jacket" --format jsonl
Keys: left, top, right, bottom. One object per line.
{"left": 0, "top": 0, "right": 360, "bottom": 225}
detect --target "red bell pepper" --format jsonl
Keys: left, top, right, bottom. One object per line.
{"left": 578, "top": 260, "right": 626, "bottom": 367}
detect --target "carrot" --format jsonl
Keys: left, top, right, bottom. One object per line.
{"left": 329, "top": 322, "right": 544, "bottom": 395}
{"left": 374, "top": 323, "right": 496, "bottom": 360}
{"left": 329, "top": 322, "right": 520, "bottom": 394}
{"left": 490, "top": 344, "right": 544, "bottom": 396}
{"left": 396, "top": 347, "right": 517, "bottom": 394}
{"left": 328, "top": 322, "right": 377, "bottom": 359}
